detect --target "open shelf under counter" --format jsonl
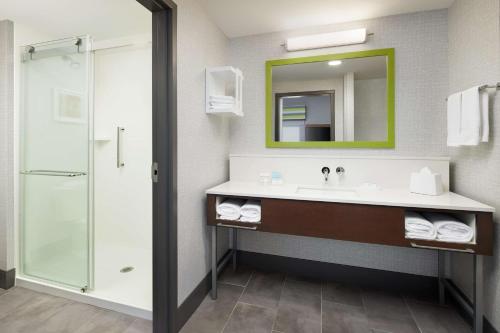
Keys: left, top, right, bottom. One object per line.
{"left": 208, "top": 195, "right": 263, "bottom": 230}
{"left": 404, "top": 208, "right": 492, "bottom": 254}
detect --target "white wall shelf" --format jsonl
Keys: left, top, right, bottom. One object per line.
{"left": 205, "top": 66, "right": 243, "bottom": 117}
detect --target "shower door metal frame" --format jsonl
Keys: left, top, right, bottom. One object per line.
{"left": 136, "top": 1, "right": 178, "bottom": 333}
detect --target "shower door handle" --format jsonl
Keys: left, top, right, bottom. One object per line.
{"left": 20, "top": 170, "right": 87, "bottom": 177}
{"left": 117, "top": 127, "right": 125, "bottom": 168}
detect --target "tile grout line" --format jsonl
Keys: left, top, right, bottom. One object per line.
{"left": 219, "top": 270, "right": 254, "bottom": 333}
{"left": 403, "top": 296, "right": 424, "bottom": 333}
{"left": 271, "top": 273, "right": 287, "bottom": 332}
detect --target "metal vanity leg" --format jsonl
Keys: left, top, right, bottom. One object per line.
{"left": 211, "top": 225, "right": 217, "bottom": 300}
{"left": 438, "top": 250, "right": 446, "bottom": 305}
{"left": 232, "top": 228, "right": 237, "bottom": 271}
{"left": 474, "top": 255, "right": 484, "bottom": 333}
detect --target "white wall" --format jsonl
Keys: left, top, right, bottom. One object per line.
{"left": 0, "top": 20, "right": 14, "bottom": 273}
{"left": 93, "top": 44, "right": 152, "bottom": 253}
{"left": 228, "top": 10, "right": 449, "bottom": 277}
{"left": 447, "top": 0, "right": 500, "bottom": 329}
{"left": 176, "top": 0, "right": 231, "bottom": 305}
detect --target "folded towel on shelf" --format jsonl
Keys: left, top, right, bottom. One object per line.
{"left": 217, "top": 199, "right": 245, "bottom": 220}
{"left": 405, "top": 211, "right": 436, "bottom": 240}
{"left": 241, "top": 200, "right": 261, "bottom": 219}
{"left": 459, "top": 86, "right": 482, "bottom": 146}
{"left": 422, "top": 213, "right": 474, "bottom": 243}
{"left": 210, "top": 100, "right": 234, "bottom": 105}
{"left": 209, "top": 104, "right": 234, "bottom": 110}
{"left": 209, "top": 95, "right": 235, "bottom": 103}
{"left": 240, "top": 216, "right": 261, "bottom": 223}
{"left": 219, "top": 215, "right": 240, "bottom": 221}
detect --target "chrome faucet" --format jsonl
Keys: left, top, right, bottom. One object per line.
{"left": 336, "top": 166, "right": 345, "bottom": 177}
{"left": 321, "top": 167, "right": 330, "bottom": 182}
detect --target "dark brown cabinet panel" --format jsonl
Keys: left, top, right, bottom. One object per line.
{"left": 261, "top": 198, "right": 406, "bottom": 246}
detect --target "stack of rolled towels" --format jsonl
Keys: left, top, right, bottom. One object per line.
{"left": 209, "top": 95, "right": 235, "bottom": 111}
{"left": 405, "top": 211, "right": 474, "bottom": 243}
{"left": 216, "top": 199, "right": 261, "bottom": 223}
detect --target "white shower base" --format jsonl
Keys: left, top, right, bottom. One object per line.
{"left": 93, "top": 243, "right": 152, "bottom": 311}
{"left": 16, "top": 244, "right": 152, "bottom": 319}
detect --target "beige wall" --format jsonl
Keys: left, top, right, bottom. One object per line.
{"left": 447, "top": 0, "right": 500, "bottom": 329}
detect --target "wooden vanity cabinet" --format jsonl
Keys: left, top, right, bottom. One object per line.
{"left": 207, "top": 194, "right": 493, "bottom": 255}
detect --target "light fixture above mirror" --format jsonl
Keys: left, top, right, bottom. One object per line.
{"left": 284, "top": 28, "right": 370, "bottom": 52}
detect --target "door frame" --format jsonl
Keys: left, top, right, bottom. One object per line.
{"left": 136, "top": 1, "right": 177, "bottom": 332}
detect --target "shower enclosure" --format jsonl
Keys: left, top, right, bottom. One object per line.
{"left": 19, "top": 36, "right": 93, "bottom": 292}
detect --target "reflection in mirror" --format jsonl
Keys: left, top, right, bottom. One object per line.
{"left": 272, "top": 55, "right": 388, "bottom": 143}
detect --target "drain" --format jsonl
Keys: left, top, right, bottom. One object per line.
{"left": 120, "top": 266, "right": 134, "bottom": 273}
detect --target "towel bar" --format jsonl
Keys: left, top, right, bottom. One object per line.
{"left": 410, "top": 242, "right": 474, "bottom": 253}
{"left": 217, "top": 223, "right": 258, "bottom": 230}
{"left": 446, "top": 82, "right": 500, "bottom": 100}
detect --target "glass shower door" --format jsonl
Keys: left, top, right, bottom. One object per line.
{"left": 20, "top": 36, "right": 93, "bottom": 290}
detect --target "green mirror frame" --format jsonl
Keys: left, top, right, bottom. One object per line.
{"left": 265, "top": 48, "right": 395, "bottom": 148}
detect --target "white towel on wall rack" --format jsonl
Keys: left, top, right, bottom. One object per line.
{"left": 480, "top": 89, "right": 489, "bottom": 142}
{"left": 446, "top": 85, "right": 491, "bottom": 147}
{"left": 460, "top": 86, "right": 482, "bottom": 146}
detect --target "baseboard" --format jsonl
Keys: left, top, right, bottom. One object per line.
{"left": 176, "top": 270, "right": 212, "bottom": 332}
{"left": 238, "top": 250, "right": 438, "bottom": 296}
{"left": 0, "top": 268, "right": 15, "bottom": 290}
{"left": 176, "top": 250, "right": 232, "bottom": 332}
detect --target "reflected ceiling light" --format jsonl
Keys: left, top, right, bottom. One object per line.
{"left": 328, "top": 60, "right": 342, "bottom": 66}
{"left": 284, "top": 28, "right": 368, "bottom": 52}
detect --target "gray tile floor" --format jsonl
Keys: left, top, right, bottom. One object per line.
{"left": 181, "top": 266, "right": 471, "bottom": 333}
{"left": 0, "top": 286, "right": 151, "bottom": 333}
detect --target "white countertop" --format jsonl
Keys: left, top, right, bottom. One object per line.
{"left": 206, "top": 181, "right": 495, "bottom": 213}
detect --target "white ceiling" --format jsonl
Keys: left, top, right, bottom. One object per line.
{"left": 196, "top": 0, "right": 454, "bottom": 38}
{"left": 0, "top": 0, "right": 151, "bottom": 41}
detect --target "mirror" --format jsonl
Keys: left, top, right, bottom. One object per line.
{"left": 266, "top": 48, "right": 394, "bottom": 148}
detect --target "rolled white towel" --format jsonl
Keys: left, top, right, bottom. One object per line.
{"left": 209, "top": 104, "right": 234, "bottom": 110}
{"left": 209, "top": 101, "right": 235, "bottom": 107}
{"left": 217, "top": 199, "right": 245, "bottom": 220}
{"left": 219, "top": 215, "right": 240, "bottom": 221}
{"left": 240, "top": 216, "right": 261, "bottom": 223}
{"left": 209, "top": 95, "right": 235, "bottom": 103}
{"left": 423, "top": 213, "right": 474, "bottom": 243}
{"left": 241, "top": 200, "right": 261, "bottom": 219}
{"left": 405, "top": 211, "right": 437, "bottom": 240}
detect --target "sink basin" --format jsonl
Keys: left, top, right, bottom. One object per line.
{"left": 296, "top": 186, "right": 358, "bottom": 198}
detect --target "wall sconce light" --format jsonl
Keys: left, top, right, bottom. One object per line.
{"left": 284, "top": 28, "right": 370, "bottom": 52}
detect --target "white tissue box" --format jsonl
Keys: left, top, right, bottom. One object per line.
{"left": 410, "top": 167, "right": 444, "bottom": 196}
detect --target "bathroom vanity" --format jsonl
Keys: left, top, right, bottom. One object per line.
{"left": 206, "top": 155, "right": 495, "bottom": 333}
{"left": 207, "top": 184, "right": 493, "bottom": 254}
